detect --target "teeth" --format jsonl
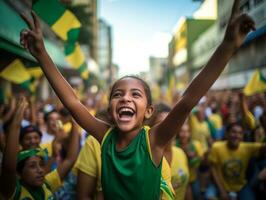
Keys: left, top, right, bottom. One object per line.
{"left": 118, "top": 107, "right": 134, "bottom": 114}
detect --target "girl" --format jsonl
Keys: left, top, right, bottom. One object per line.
{"left": 19, "top": 0, "right": 255, "bottom": 198}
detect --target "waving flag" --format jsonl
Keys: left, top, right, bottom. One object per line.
{"left": 244, "top": 69, "right": 266, "bottom": 96}
{"left": 33, "top": 0, "right": 89, "bottom": 79}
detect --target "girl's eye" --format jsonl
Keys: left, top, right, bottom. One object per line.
{"left": 112, "top": 92, "right": 122, "bottom": 98}
{"left": 40, "top": 161, "right": 45, "bottom": 167}
{"left": 132, "top": 92, "right": 141, "bottom": 97}
{"left": 29, "top": 164, "right": 37, "bottom": 169}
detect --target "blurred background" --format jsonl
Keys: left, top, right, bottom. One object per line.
{"left": 0, "top": 0, "right": 266, "bottom": 105}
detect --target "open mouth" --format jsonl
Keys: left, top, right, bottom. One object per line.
{"left": 36, "top": 175, "right": 45, "bottom": 182}
{"left": 118, "top": 107, "right": 135, "bottom": 121}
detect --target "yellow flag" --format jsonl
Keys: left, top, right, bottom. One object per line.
{"left": 66, "top": 44, "right": 85, "bottom": 68}
{"left": 27, "top": 67, "right": 43, "bottom": 79}
{"left": 0, "top": 59, "right": 31, "bottom": 84}
{"left": 243, "top": 69, "right": 266, "bottom": 96}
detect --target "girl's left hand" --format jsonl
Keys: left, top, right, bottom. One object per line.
{"left": 223, "top": 0, "right": 256, "bottom": 51}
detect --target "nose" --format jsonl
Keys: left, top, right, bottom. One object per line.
{"left": 120, "top": 92, "right": 132, "bottom": 102}
{"left": 36, "top": 164, "right": 44, "bottom": 174}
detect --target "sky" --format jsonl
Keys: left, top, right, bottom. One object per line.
{"left": 99, "top": 0, "right": 201, "bottom": 76}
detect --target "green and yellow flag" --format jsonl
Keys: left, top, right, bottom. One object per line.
{"left": 27, "top": 66, "right": 43, "bottom": 79}
{"left": 0, "top": 59, "right": 31, "bottom": 85}
{"left": 0, "top": 59, "right": 40, "bottom": 93}
{"left": 33, "top": 0, "right": 81, "bottom": 42}
{"left": 243, "top": 69, "right": 266, "bottom": 96}
{"left": 33, "top": 0, "right": 89, "bottom": 80}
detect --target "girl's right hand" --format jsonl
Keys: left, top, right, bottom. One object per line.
{"left": 20, "top": 11, "right": 45, "bottom": 58}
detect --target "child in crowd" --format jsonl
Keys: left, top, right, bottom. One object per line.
{"left": 0, "top": 97, "right": 80, "bottom": 199}
{"left": 19, "top": 125, "right": 42, "bottom": 150}
{"left": 19, "top": 0, "right": 255, "bottom": 198}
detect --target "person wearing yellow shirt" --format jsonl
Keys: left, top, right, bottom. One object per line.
{"left": 164, "top": 142, "right": 191, "bottom": 200}
{"left": 76, "top": 109, "right": 110, "bottom": 200}
{"left": 189, "top": 105, "right": 213, "bottom": 153}
{"left": 209, "top": 122, "right": 266, "bottom": 200}
{"left": 208, "top": 102, "right": 223, "bottom": 140}
{"left": 176, "top": 122, "right": 204, "bottom": 181}
{"left": 76, "top": 135, "right": 103, "bottom": 200}
{"left": 148, "top": 103, "right": 191, "bottom": 200}
{"left": 176, "top": 122, "right": 206, "bottom": 199}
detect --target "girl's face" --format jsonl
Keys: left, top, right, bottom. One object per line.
{"left": 179, "top": 124, "right": 191, "bottom": 144}
{"left": 21, "top": 132, "right": 41, "bottom": 150}
{"left": 109, "top": 78, "right": 153, "bottom": 133}
{"left": 21, "top": 156, "right": 45, "bottom": 187}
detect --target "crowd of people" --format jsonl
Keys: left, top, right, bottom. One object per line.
{"left": 1, "top": 86, "right": 266, "bottom": 200}
{"left": 0, "top": 0, "right": 265, "bottom": 199}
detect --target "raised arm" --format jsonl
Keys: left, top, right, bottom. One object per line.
{"left": 20, "top": 12, "right": 109, "bottom": 142}
{"left": 2, "top": 98, "right": 16, "bottom": 124}
{"left": 0, "top": 98, "right": 28, "bottom": 199}
{"left": 151, "top": 0, "right": 255, "bottom": 151}
{"left": 239, "top": 92, "right": 256, "bottom": 129}
{"left": 56, "top": 118, "right": 80, "bottom": 180}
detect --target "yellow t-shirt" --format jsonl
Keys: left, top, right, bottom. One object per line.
{"left": 13, "top": 169, "right": 62, "bottom": 199}
{"left": 75, "top": 135, "right": 102, "bottom": 191}
{"left": 170, "top": 146, "right": 189, "bottom": 200}
{"left": 209, "top": 141, "right": 263, "bottom": 192}
{"left": 63, "top": 122, "right": 72, "bottom": 134}
{"left": 161, "top": 156, "right": 175, "bottom": 200}
{"left": 209, "top": 113, "right": 222, "bottom": 130}
{"left": 189, "top": 114, "right": 211, "bottom": 152}
{"left": 40, "top": 142, "right": 53, "bottom": 157}
{"left": 189, "top": 140, "right": 204, "bottom": 182}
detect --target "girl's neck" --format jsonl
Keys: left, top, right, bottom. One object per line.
{"left": 20, "top": 179, "right": 40, "bottom": 190}
{"left": 179, "top": 139, "right": 190, "bottom": 147}
{"left": 116, "top": 127, "right": 142, "bottom": 150}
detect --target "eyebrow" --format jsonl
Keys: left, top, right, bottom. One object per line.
{"left": 112, "top": 88, "right": 144, "bottom": 93}
{"left": 131, "top": 88, "right": 143, "bottom": 94}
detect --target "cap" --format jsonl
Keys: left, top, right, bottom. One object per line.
{"left": 19, "top": 125, "right": 42, "bottom": 142}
